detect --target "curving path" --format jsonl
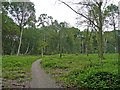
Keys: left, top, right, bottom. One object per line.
{"left": 31, "top": 59, "right": 56, "bottom": 88}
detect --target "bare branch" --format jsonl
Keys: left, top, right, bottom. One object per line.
{"left": 58, "top": 0, "right": 99, "bottom": 29}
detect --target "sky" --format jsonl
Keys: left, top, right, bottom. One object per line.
{"left": 30, "top": 0, "right": 77, "bottom": 27}
{"left": 30, "top": 0, "right": 120, "bottom": 30}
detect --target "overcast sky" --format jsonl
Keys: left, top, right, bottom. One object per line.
{"left": 30, "top": 0, "right": 120, "bottom": 30}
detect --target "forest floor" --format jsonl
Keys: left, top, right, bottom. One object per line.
{"left": 31, "top": 59, "right": 56, "bottom": 88}
{"left": 40, "top": 54, "right": 119, "bottom": 88}
{"left": 2, "top": 54, "right": 120, "bottom": 88}
{"left": 2, "top": 55, "right": 40, "bottom": 88}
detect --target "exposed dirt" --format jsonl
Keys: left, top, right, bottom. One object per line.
{"left": 2, "top": 59, "right": 59, "bottom": 88}
{"left": 2, "top": 72, "right": 31, "bottom": 88}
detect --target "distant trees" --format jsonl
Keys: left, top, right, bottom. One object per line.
{"left": 59, "top": 0, "right": 119, "bottom": 59}
{"left": 37, "top": 14, "right": 53, "bottom": 57}
{"left": 105, "top": 4, "right": 118, "bottom": 53}
{"left": 2, "top": 13, "right": 19, "bottom": 55}
{"left": 2, "top": 15, "right": 117, "bottom": 56}
{"left": 2, "top": 1, "right": 118, "bottom": 58}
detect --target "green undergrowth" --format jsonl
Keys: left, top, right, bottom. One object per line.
{"left": 40, "top": 54, "right": 120, "bottom": 88}
{"left": 2, "top": 55, "right": 40, "bottom": 80}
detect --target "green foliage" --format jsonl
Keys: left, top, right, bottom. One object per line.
{"left": 40, "top": 54, "right": 119, "bottom": 88}
{"left": 2, "top": 14, "right": 19, "bottom": 55}
{"left": 2, "top": 11, "right": 117, "bottom": 55}
{"left": 37, "top": 41, "right": 48, "bottom": 51}
{"left": 66, "top": 69, "right": 120, "bottom": 88}
{"left": 40, "top": 55, "right": 69, "bottom": 69}
{"left": 2, "top": 55, "right": 40, "bottom": 80}
{"left": 18, "top": 78, "right": 24, "bottom": 83}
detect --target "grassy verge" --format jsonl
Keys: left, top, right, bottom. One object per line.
{"left": 2, "top": 55, "right": 40, "bottom": 88}
{"left": 40, "top": 54, "right": 120, "bottom": 88}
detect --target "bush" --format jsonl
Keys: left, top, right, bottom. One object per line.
{"left": 40, "top": 54, "right": 119, "bottom": 88}
{"left": 83, "top": 72, "right": 120, "bottom": 88}
{"left": 41, "top": 61, "right": 57, "bottom": 68}
{"left": 41, "top": 60, "right": 69, "bottom": 69}
{"left": 66, "top": 69, "right": 120, "bottom": 88}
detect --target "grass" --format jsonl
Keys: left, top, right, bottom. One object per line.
{"left": 2, "top": 55, "right": 40, "bottom": 81}
{"left": 2, "top": 54, "right": 120, "bottom": 88}
{"left": 40, "top": 53, "right": 120, "bottom": 88}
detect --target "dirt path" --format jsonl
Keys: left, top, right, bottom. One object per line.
{"left": 31, "top": 59, "right": 56, "bottom": 88}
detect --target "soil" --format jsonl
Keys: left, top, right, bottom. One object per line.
{"left": 2, "top": 72, "right": 31, "bottom": 88}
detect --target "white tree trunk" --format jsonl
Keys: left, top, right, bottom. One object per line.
{"left": 17, "top": 28, "right": 23, "bottom": 56}
{"left": 25, "top": 42, "right": 30, "bottom": 54}
{"left": 41, "top": 49, "right": 43, "bottom": 57}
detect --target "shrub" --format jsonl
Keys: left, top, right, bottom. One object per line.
{"left": 66, "top": 70, "right": 120, "bottom": 88}
{"left": 41, "top": 61, "right": 57, "bottom": 68}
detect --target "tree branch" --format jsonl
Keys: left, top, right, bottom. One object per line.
{"left": 59, "top": 0, "right": 99, "bottom": 29}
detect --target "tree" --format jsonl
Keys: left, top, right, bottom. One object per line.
{"left": 105, "top": 4, "right": 118, "bottom": 53}
{"left": 2, "top": 13, "right": 19, "bottom": 55}
{"left": 59, "top": 0, "right": 109, "bottom": 59}
{"left": 9, "top": 1, "right": 35, "bottom": 56}
{"left": 59, "top": 22, "right": 69, "bottom": 58}
{"left": 38, "top": 14, "right": 53, "bottom": 57}
{"left": 2, "top": 2, "right": 20, "bottom": 55}
{"left": 118, "top": 31, "right": 120, "bottom": 77}
{"left": 59, "top": 23, "right": 63, "bottom": 58}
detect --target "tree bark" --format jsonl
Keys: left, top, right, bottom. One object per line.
{"left": 17, "top": 2, "right": 24, "bottom": 56}
{"left": 17, "top": 27, "right": 23, "bottom": 56}
{"left": 113, "top": 23, "right": 118, "bottom": 53}
{"left": 41, "top": 49, "right": 43, "bottom": 57}
{"left": 44, "top": 33, "right": 46, "bottom": 53}
{"left": 60, "top": 29, "right": 62, "bottom": 58}
{"left": 118, "top": 34, "right": 120, "bottom": 77}
{"left": 25, "top": 42, "right": 30, "bottom": 54}
{"left": 98, "top": 28, "right": 103, "bottom": 59}
{"left": 57, "top": 40, "right": 59, "bottom": 54}
{"left": 98, "top": 3, "right": 103, "bottom": 59}
{"left": 86, "top": 29, "right": 89, "bottom": 56}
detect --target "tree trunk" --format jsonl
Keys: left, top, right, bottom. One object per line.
{"left": 98, "top": 27, "right": 103, "bottom": 59}
{"left": 60, "top": 29, "right": 62, "bottom": 58}
{"left": 98, "top": 3, "right": 103, "bottom": 59}
{"left": 2, "top": 43, "right": 4, "bottom": 55}
{"left": 17, "top": 2, "right": 24, "bottom": 56}
{"left": 117, "top": 26, "right": 120, "bottom": 77}
{"left": 11, "top": 40, "right": 15, "bottom": 55}
{"left": 104, "top": 38, "right": 107, "bottom": 53}
{"left": 41, "top": 49, "right": 43, "bottom": 57}
{"left": 86, "top": 29, "right": 89, "bottom": 56}
{"left": 25, "top": 42, "right": 30, "bottom": 54}
{"left": 118, "top": 35, "right": 120, "bottom": 77}
{"left": 57, "top": 40, "right": 59, "bottom": 54}
{"left": 118, "top": 54, "right": 120, "bottom": 77}
{"left": 82, "top": 40, "right": 84, "bottom": 54}
{"left": 112, "top": 12, "right": 118, "bottom": 53}
{"left": 28, "top": 45, "right": 33, "bottom": 54}
{"left": 44, "top": 33, "right": 46, "bottom": 53}
{"left": 113, "top": 23, "right": 118, "bottom": 53}
{"left": 83, "top": 42, "right": 86, "bottom": 54}
{"left": 17, "top": 27, "right": 23, "bottom": 56}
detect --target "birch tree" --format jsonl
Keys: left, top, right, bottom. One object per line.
{"left": 37, "top": 14, "right": 53, "bottom": 57}
{"left": 9, "top": 1, "right": 35, "bottom": 56}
